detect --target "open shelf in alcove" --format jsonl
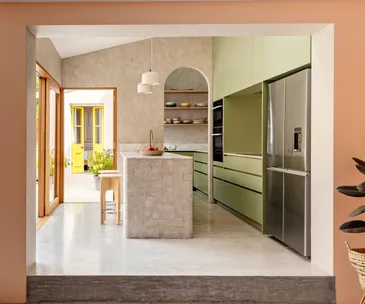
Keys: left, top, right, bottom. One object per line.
{"left": 164, "top": 107, "right": 208, "bottom": 110}
{"left": 164, "top": 123, "right": 208, "bottom": 127}
{"left": 164, "top": 90, "right": 208, "bottom": 94}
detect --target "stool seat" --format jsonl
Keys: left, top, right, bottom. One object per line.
{"left": 100, "top": 170, "right": 120, "bottom": 174}
{"left": 100, "top": 174, "right": 121, "bottom": 225}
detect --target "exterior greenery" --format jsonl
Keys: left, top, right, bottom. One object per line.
{"left": 49, "top": 149, "right": 71, "bottom": 176}
{"left": 88, "top": 149, "right": 113, "bottom": 176}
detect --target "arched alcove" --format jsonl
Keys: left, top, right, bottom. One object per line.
{"left": 163, "top": 67, "right": 209, "bottom": 152}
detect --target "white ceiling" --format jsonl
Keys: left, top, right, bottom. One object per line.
{"left": 50, "top": 37, "right": 147, "bottom": 59}
{"left": 29, "top": 24, "right": 329, "bottom": 59}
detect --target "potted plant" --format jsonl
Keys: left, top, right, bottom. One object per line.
{"left": 88, "top": 149, "right": 113, "bottom": 190}
{"left": 337, "top": 157, "right": 365, "bottom": 301}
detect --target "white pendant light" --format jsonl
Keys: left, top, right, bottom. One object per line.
{"left": 142, "top": 70, "right": 159, "bottom": 86}
{"left": 141, "top": 38, "right": 159, "bottom": 86}
{"left": 137, "top": 83, "right": 152, "bottom": 94}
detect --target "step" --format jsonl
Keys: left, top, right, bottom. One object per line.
{"left": 27, "top": 275, "right": 335, "bottom": 303}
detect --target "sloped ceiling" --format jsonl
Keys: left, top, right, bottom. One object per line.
{"left": 29, "top": 24, "right": 328, "bottom": 59}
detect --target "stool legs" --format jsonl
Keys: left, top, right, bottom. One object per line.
{"left": 100, "top": 181, "right": 107, "bottom": 224}
{"left": 100, "top": 176, "right": 120, "bottom": 225}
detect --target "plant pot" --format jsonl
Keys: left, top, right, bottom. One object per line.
{"left": 94, "top": 175, "right": 101, "bottom": 190}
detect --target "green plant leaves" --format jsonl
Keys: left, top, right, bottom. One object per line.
{"left": 358, "top": 181, "right": 365, "bottom": 192}
{"left": 353, "top": 157, "right": 365, "bottom": 167}
{"left": 356, "top": 164, "right": 365, "bottom": 175}
{"left": 349, "top": 205, "right": 365, "bottom": 218}
{"left": 88, "top": 149, "right": 113, "bottom": 176}
{"left": 337, "top": 185, "right": 365, "bottom": 197}
{"left": 353, "top": 158, "right": 365, "bottom": 176}
{"left": 340, "top": 220, "right": 365, "bottom": 233}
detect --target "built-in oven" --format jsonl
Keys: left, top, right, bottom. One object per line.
{"left": 212, "top": 99, "right": 223, "bottom": 162}
{"left": 213, "top": 99, "right": 223, "bottom": 129}
{"left": 213, "top": 127, "right": 223, "bottom": 162}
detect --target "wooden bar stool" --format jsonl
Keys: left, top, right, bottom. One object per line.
{"left": 100, "top": 170, "right": 120, "bottom": 202}
{"left": 100, "top": 174, "right": 121, "bottom": 225}
{"left": 100, "top": 170, "right": 120, "bottom": 174}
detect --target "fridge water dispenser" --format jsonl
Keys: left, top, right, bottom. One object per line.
{"left": 293, "top": 127, "right": 302, "bottom": 152}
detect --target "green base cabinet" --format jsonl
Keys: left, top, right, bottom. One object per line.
{"left": 194, "top": 171, "right": 208, "bottom": 195}
{"left": 214, "top": 178, "right": 263, "bottom": 225}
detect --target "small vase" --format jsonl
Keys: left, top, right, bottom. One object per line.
{"left": 94, "top": 175, "right": 101, "bottom": 190}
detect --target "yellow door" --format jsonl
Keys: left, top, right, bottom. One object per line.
{"left": 71, "top": 106, "right": 84, "bottom": 173}
{"left": 93, "top": 106, "right": 104, "bottom": 155}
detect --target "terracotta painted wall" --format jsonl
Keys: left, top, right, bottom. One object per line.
{"left": 0, "top": 2, "right": 364, "bottom": 303}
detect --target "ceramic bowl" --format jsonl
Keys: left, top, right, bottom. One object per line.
{"left": 182, "top": 119, "right": 192, "bottom": 124}
{"left": 180, "top": 103, "right": 191, "bottom": 107}
{"left": 195, "top": 103, "right": 208, "bottom": 107}
{"left": 166, "top": 102, "right": 177, "bottom": 107}
{"left": 172, "top": 117, "right": 181, "bottom": 121}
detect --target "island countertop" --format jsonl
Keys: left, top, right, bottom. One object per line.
{"left": 120, "top": 151, "right": 192, "bottom": 159}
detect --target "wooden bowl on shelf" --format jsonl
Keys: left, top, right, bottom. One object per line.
{"left": 140, "top": 150, "right": 164, "bottom": 156}
{"left": 180, "top": 103, "right": 191, "bottom": 107}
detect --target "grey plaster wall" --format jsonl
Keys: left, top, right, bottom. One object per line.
{"left": 164, "top": 67, "right": 208, "bottom": 90}
{"left": 36, "top": 38, "right": 62, "bottom": 84}
{"left": 61, "top": 37, "right": 212, "bottom": 147}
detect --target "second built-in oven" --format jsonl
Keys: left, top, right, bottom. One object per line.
{"left": 212, "top": 99, "right": 223, "bottom": 162}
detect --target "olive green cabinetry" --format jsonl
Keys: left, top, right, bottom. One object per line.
{"left": 166, "top": 151, "right": 208, "bottom": 195}
{"left": 193, "top": 152, "right": 208, "bottom": 195}
{"left": 213, "top": 36, "right": 311, "bottom": 100}
{"left": 213, "top": 155, "right": 263, "bottom": 230}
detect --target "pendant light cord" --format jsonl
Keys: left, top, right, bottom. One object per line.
{"left": 150, "top": 38, "right": 153, "bottom": 72}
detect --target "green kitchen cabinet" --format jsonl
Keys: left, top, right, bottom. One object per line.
{"left": 214, "top": 166, "right": 262, "bottom": 193}
{"left": 194, "top": 162, "right": 208, "bottom": 175}
{"left": 194, "top": 152, "right": 208, "bottom": 164}
{"left": 194, "top": 171, "right": 208, "bottom": 195}
{"left": 262, "top": 36, "right": 311, "bottom": 80}
{"left": 223, "top": 155, "right": 263, "bottom": 176}
{"left": 252, "top": 36, "right": 264, "bottom": 84}
{"left": 167, "top": 151, "right": 194, "bottom": 158}
{"left": 213, "top": 37, "right": 254, "bottom": 100}
{"left": 213, "top": 36, "right": 311, "bottom": 100}
{"left": 214, "top": 178, "right": 263, "bottom": 225}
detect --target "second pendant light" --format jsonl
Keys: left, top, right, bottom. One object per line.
{"left": 141, "top": 38, "right": 159, "bottom": 88}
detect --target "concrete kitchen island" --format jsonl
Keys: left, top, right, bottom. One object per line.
{"left": 120, "top": 152, "right": 193, "bottom": 239}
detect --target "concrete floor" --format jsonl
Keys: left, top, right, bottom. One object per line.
{"left": 31, "top": 193, "right": 326, "bottom": 276}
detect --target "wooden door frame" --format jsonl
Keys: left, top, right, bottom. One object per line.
{"left": 36, "top": 62, "right": 63, "bottom": 214}
{"left": 63, "top": 88, "right": 118, "bottom": 173}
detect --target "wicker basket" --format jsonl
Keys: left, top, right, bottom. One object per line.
{"left": 346, "top": 241, "right": 365, "bottom": 297}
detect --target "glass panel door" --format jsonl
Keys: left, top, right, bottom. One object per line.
{"left": 71, "top": 106, "right": 85, "bottom": 174}
{"left": 92, "top": 106, "right": 104, "bottom": 155}
{"left": 49, "top": 89, "right": 57, "bottom": 203}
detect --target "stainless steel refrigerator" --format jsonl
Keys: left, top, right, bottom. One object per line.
{"left": 266, "top": 68, "right": 311, "bottom": 258}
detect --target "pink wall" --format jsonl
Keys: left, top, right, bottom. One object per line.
{"left": 0, "top": 1, "right": 364, "bottom": 303}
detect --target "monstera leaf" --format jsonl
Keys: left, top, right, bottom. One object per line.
{"left": 340, "top": 220, "right": 365, "bottom": 233}
{"left": 337, "top": 185, "right": 365, "bottom": 197}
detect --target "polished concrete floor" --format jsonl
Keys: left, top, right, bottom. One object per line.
{"left": 31, "top": 193, "right": 326, "bottom": 276}
{"left": 64, "top": 171, "right": 113, "bottom": 203}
